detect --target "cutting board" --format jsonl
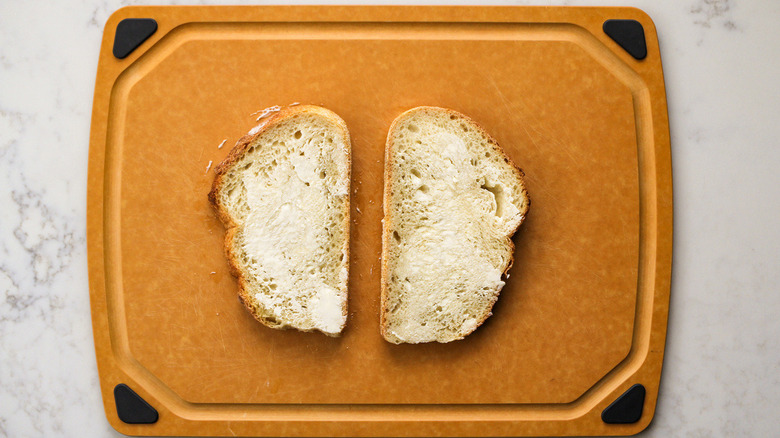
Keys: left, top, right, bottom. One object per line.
{"left": 87, "top": 6, "right": 672, "bottom": 436}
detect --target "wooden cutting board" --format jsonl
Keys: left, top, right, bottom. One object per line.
{"left": 87, "top": 6, "right": 672, "bottom": 436}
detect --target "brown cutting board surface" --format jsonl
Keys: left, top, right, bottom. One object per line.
{"left": 88, "top": 6, "right": 672, "bottom": 437}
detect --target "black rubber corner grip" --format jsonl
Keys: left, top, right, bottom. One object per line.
{"left": 602, "top": 383, "right": 646, "bottom": 424}
{"left": 114, "top": 384, "right": 159, "bottom": 424}
{"left": 113, "top": 18, "right": 158, "bottom": 59}
{"left": 603, "top": 19, "right": 647, "bottom": 60}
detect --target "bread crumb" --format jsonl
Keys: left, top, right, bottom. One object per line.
{"left": 248, "top": 121, "right": 267, "bottom": 136}
{"left": 289, "top": 102, "right": 300, "bottom": 106}
{"left": 210, "top": 271, "right": 216, "bottom": 275}
{"left": 205, "top": 160, "right": 213, "bottom": 173}
{"left": 252, "top": 105, "right": 282, "bottom": 121}
{"left": 356, "top": 207, "right": 361, "bottom": 214}
{"left": 218, "top": 139, "right": 227, "bottom": 149}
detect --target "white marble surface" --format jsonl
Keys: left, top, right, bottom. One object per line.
{"left": 1, "top": 0, "right": 779, "bottom": 436}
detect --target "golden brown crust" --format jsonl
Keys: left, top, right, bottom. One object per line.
{"left": 380, "top": 106, "right": 530, "bottom": 343}
{"left": 209, "top": 104, "right": 351, "bottom": 336}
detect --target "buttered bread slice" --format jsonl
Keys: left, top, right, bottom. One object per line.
{"left": 209, "top": 105, "right": 351, "bottom": 336}
{"left": 381, "top": 107, "right": 529, "bottom": 344}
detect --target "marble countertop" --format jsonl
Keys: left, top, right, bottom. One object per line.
{"left": 1, "top": 0, "right": 778, "bottom": 436}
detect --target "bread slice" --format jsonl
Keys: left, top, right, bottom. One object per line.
{"left": 209, "top": 105, "right": 351, "bottom": 336}
{"left": 381, "top": 107, "right": 529, "bottom": 344}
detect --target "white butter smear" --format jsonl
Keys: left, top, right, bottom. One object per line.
{"left": 240, "top": 128, "right": 347, "bottom": 334}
